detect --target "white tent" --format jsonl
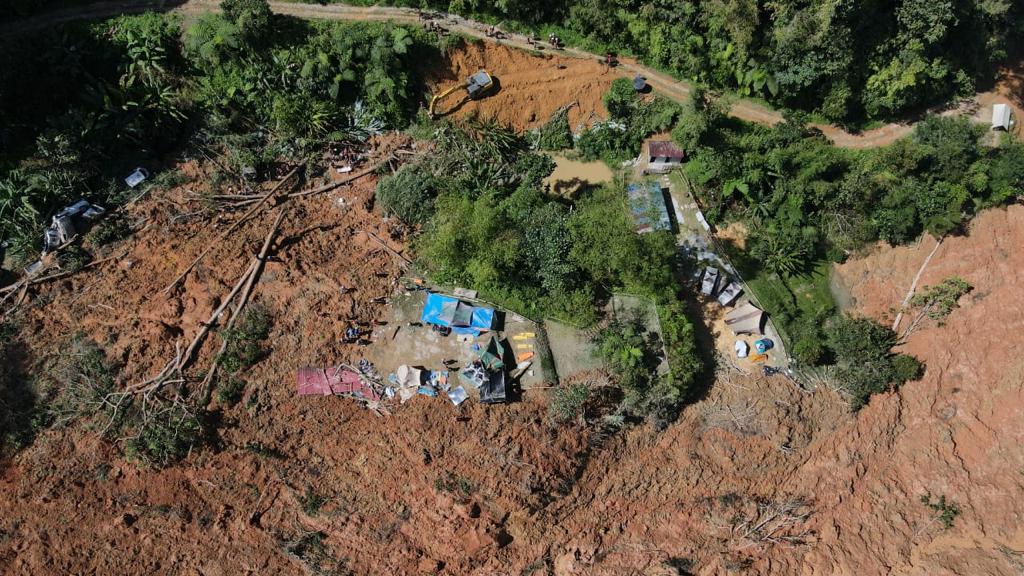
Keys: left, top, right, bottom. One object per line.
{"left": 734, "top": 340, "right": 749, "bottom": 359}
{"left": 725, "top": 302, "right": 766, "bottom": 336}
{"left": 992, "top": 103, "right": 1013, "bottom": 131}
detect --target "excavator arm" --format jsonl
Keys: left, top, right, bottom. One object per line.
{"left": 429, "top": 81, "right": 468, "bottom": 117}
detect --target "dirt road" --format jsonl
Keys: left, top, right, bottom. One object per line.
{"left": 0, "top": 0, "right": 994, "bottom": 148}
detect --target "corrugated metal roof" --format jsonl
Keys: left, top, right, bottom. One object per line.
{"left": 648, "top": 140, "right": 685, "bottom": 160}
{"left": 627, "top": 181, "right": 672, "bottom": 233}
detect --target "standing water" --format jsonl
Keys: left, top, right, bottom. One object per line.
{"left": 542, "top": 153, "right": 614, "bottom": 197}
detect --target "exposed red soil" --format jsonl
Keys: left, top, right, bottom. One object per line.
{"left": 4, "top": 159, "right": 1024, "bottom": 574}
{"left": 2, "top": 91, "right": 1024, "bottom": 576}
{"left": 427, "top": 41, "right": 614, "bottom": 132}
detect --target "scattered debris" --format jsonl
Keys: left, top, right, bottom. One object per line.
{"left": 717, "top": 281, "right": 743, "bottom": 306}
{"left": 447, "top": 386, "right": 468, "bottom": 406}
{"left": 701, "top": 267, "right": 721, "bottom": 296}
{"left": 725, "top": 302, "right": 767, "bottom": 336}
{"left": 295, "top": 366, "right": 381, "bottom": 401}
{"left": 754, "top": 338, "right": 774, "bottom": 354}
{"left": 124, "top": 167, "right": 149, "bottom": 188}
{"left": 735, "top": 340, "right": 749, "bottom": 359}
{"left": 41, "top": 199, "right": 106, "bottom": 253}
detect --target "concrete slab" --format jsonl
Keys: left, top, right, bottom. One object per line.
{"left": 543, "top": 319, "right": 602, "bottom": 380}
{"left": 361, "top": 289, "right": 549, "bottom": 396}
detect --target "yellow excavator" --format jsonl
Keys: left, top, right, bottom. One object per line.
{"left": 429, "top": 70, "right": 495, "bottom": 117}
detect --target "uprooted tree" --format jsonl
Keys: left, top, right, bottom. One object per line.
{"left": 902, "top": 276, "right": 973, "bottom": 339}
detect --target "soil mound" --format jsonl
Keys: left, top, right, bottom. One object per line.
{"left": 428, "top": 41, "right": 614, "bottom": 131}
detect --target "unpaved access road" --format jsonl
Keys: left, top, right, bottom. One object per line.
{"left": 4, "top": 0, "right": 1005, "bottom": 149}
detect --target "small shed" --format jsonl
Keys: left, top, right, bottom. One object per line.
{"left": 725, "top": 302, "right": 766, "bottom": 336}
{"left": 627, "top": 181, "right": 672, "bottom": 233}
{"left": 646, "top": 140, "right": 685, "bottom": 174}
{"left": 632, "top": 74, "right": 648, "bottom": 91}
{"left": 992, "top": 103, "right": 1014, "bottom": 131}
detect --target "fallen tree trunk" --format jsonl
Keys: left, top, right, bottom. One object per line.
{"left": 162, "top": 164, "right": 302, "bottom": 293}
{"left": 200, "top": 207, "right": 288, "bottom": 404}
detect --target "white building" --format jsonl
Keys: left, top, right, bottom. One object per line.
{"left": 992, "top": 103, "right": 1014, "bottom": 131}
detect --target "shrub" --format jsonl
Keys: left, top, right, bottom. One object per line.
{"left": 792, "top": 335, "right": 824, "bottom": 365}
{"left": 375, "top": 163, "right": 438, "bottom": 225}
{"left": 535, "top": 109, "right": 573, "bottom": 151}
{"left": 434, "top": 472, "right": 474, "bottom": 501}
{"left": 216, "top": 376, "right": 245, "bottom": 406}
{"left": 124, "top": 402, "right": 203, "bottom": 468}
{"left": 909, "top": 277, "right": 972, "bottom": 324}
{"left": 299, "top": 486, "right": 328, "bottom": 516}
{"left": 48, "top": 337, "right": 117, "bottom": 429}
{"left": 219, "top": 303, "right": 272, "bottom": 375}
{"left": 57, "top": 246, "right": 92, "bottom": 272}
{"left": 549, "top": 383, "right": 591, "bottom": 423}
{"left": 657, "top": 301, "right": 702, "bottom": 400}
{"left": 594, "top": 314, "right": 654, "bottom": 394}
{"left": 221, "top": 0, "right": 273, "bottom": 43}
{"left": 824, "top": 315, "right": 923, "bottom": 409}
{"left": 891, "top": 354, "right": 923, "bottom": 382}
{"left": 921, "top": 493, "right": 961, "bottom": 529}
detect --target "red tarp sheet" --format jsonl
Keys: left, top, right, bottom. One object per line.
{"left": 296, "top": 366, "right": 380, "bottom": 400}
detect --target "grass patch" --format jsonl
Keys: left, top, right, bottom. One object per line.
{"left": 282, "top": 531, "right": 351, "bottom": 576}
{"left": 244, "top": 441, "right": 284, "bottom": 459}
{"left": 743, "top": 261, "right": 836, "bottom": 364}
{"left": 26, "top": 335, "right": 204, "bottom": 468}
{"left": 434, "top": 472, "right": 474, "bottom": 500}
{"left": 123, "top": 403, "right": 203, "bottom": 468}
{"left": 299, "top": 486, "right": 329, "bottom": 516}
{"left": 47, "top": 336, "right": 118, "bottom": 429}
{"left": 87, "top": 214, "right": 133, "bottom": 246}
{"left": 548, "top": 382, "right": 590, "bottom": 423}
{"left": 56, "top": 245, "right": 92, "bottom": 273}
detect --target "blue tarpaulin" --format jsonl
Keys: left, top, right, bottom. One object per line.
{"left": 421, "top": 293, "right": 495, "bottom": 335}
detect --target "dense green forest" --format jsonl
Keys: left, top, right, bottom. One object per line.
{"left": 489, "top": 77, "right": 1020, "bottom": 408}
{"left": 673, "top": 88, "right": 1024, "bottom": 367}
{"left": 0, "top": 5, "right": 443, "bottom": 261}
{"left": 365, "top": 0, "right": 1023, "bottom": 123}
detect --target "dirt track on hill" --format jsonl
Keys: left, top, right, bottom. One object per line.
{"left": 6, "top": 0, "right": 1021, "bottom": 148}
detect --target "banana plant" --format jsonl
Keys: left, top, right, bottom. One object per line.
{"left": 391, "top": 27, "right": 413, "bottom": 55}
{"left": 734, "top": 58, "right": 779, "bottom": 97}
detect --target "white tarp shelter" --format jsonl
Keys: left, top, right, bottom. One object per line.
{"left": 992, "top": 103, "right": 1013, "bottom": 131}
{"left": 734, "top": 340, "right": 749, "bottom": 358}
{"left": 725, "top": 302, "right": 766, "bottom": 336}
